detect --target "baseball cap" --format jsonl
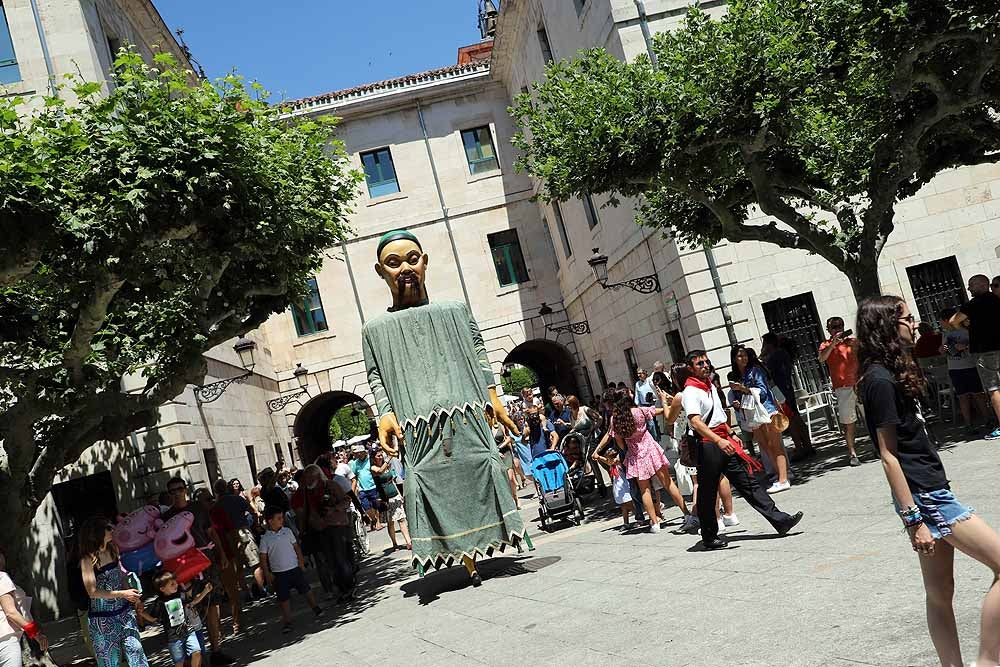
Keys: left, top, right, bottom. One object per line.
{"left": 351, "top": 444, "right": 366, "bottom": 453}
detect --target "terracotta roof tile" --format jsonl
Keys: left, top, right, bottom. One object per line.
{"left": 284, "top": 61, "right": 490, "bottom": 112}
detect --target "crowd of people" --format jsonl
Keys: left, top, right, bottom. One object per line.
{"left": 0, "top": 441, "right": 412, "bottom": 667}
{"left": 2, "top": 277, "right": 999, "bottom": 666}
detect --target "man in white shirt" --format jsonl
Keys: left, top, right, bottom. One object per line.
{"left": 682, "top": 350, "right": 803, "bottom": 550}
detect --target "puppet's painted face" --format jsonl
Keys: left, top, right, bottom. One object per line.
{"left": 375, "top": 239, "right": 427, "bottom": 302}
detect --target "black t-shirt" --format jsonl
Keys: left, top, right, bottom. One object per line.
{"left": 153, "top": 592, "right": 201, "bottom": 642}
{"left": 262, "top": 485, "right": 290, "bottom": 514}
{"left": 959, "top": 293, "right": 1000, "bottom": 353}
{"left": 859, "top": 364, "right": 948, "bottom": 493}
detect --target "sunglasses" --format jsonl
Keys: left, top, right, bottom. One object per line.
{"left": 898, "top": 314, "right": 916, "bottom": 324}
{"left": 693, "top": 360, "right": 710, "bottom": 368}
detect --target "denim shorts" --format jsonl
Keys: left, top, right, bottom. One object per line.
{"left": 358, "top": 488, "right": 380, "bottom": 512}
{"left": 893, "top": 489, "right": 974, "bottom": 540}
{"left": 167, "top": 629, "right": 204, "bottom": 663}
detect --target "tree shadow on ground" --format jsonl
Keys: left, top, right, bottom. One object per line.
{"left": 399, "top": 555, "right": 561, "bottom": 606}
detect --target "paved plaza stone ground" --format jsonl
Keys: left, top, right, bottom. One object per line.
{"left": 49, "top": 424, "right": 1000, "bottom": 667}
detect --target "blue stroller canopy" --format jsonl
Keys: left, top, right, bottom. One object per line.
{"left": 531, "top": 451, "right": 569, "bottom": 494}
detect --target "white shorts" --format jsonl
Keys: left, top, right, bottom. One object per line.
{"left": 0, "top": 636, "right": 21, "bottom": 667}
{"left": 611, "top": 475, "right": 632, "bottom": 505}
{"left": 834, "top": 387, "right": 857, "bottom": 424}
{"left": 386, "top": 495, "right": 406, "bottom": 523}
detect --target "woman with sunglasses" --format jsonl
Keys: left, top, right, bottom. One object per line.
{"left": 78, "top": 515, "right": 149, "bottom": 667}
{"left": 857, "top": 296, "right": 1000, "bottom": 666}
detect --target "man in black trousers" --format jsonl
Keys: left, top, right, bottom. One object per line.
{"left": 680, "top": 350, "right": 804, "bottom": 549}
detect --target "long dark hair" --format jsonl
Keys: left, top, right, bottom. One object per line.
{"left": 610, "top": 387, "right": 637, "bottom": 438}
{"left": 669, "top": 362, "right": 690, "bottom": 389}
{"left": 78, "top": 515, "right": 117, "bottom": 566}
{"left": 730, "top": 345, "right": 763, "bottom": 375}
{"left": 856, "top": 295, "right": 927, "bottom": 399}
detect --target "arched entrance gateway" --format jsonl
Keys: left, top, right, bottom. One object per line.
{"left": 502, "top": 339, "right": 586, "bottom": 401}
{"left": 293, "top": 391, "right": 375, "bottom": 465}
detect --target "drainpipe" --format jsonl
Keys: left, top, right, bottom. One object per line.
{"left": 635, "top": 0, "right": 737, "bottom": 347}
{"left": 416, "top": 99, "right": 472, "bottom": 308}
{"left": 29, "top": 0, "right": 57, "bottom": 97}
{"left": 341, "top": 240, "right": 366, "bottom": 325}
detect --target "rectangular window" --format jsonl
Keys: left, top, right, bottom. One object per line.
{"left": 905, "top": 256, "right": 966, "bottom": 326}
{"left": 761, "top": 292, "right": 827, "bottom": 394}
{"left": 552, "top": 202, "right": 571, "bottom": 258}
{"left": 537, "top": 25, "right": 553, "bottom": 64}
{"left": 287, "top": 442, "right": 296, "bottom": 466}
{"left": 273, "top": 442, "right": 284, "bottom": 467}
{"left": 624, "top": 347, "right": 639, "bottom": 382}
{"left": 487, "top": 229, "right": 529, "bottom": 287}
{"left": 582, "top": 194, "right": 599, "bottom": 229}
{"left": 461, "top": 126, "right": 499, "bottom": 174}
{"left": 665, "top": 330, "right": 685, "bottom": 363}
{"left": 203, "top": 448, "right": 222, "bottom": 490}
{"left": 292, "top": 277, "right": 329, "bottom": 336}
{"left": 360, "top": 147, "right": 399, "bottom": 198}
{"left": 574, "top": 0, "right": 588, "bottom": 14}
{"left": 245, "top": 445, "right": 258, "bottom": 486}
{"left": 594, "top": 360, "right": 608, "bottom": 390}
{"left": 0, "top": 2, "right": 21, "bottom": 85}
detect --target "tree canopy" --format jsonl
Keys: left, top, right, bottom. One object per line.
{"left": 501, "top": 366, "right": 538, "bottom": 396}
{"left": 511, "top": 0, "right": 1000, "bottom": 299}
{"left": 329, "top": 405, "right": 372, "bottom": 442}
{"left": 0, "top": 50, "right": 359, "bottom": 578}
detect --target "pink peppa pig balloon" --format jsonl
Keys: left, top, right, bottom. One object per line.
{"left": 154, "top": 511, "right": 196, "bottom": 562}
{"left": 112, "top": 506, "right": 164, "bottom": 552}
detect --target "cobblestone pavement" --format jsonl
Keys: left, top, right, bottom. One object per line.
{"left": 50, "top": 426, "right": 1000, "bottom": 667}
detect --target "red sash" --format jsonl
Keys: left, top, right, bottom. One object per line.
{"left": 684, "top": 377, "right": 763, "bottom": 474}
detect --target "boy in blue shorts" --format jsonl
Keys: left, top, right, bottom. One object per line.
{"left": 139, "top": 571, "right": 210, "bottom": 667}
{"left": 259, "top": 506, "right": 323, "bottom": 634}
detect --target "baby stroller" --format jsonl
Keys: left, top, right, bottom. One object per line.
{"left": 531, "top": 450, "right": 585, "bottom": 532}
{"left": 560, "top": 432, "right": 597, "bottom": 497}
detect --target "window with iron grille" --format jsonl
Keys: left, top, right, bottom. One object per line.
{"left": 461, "top": 126, "right": 499, "bottom": 174}
{"left": 292, "top": 277, "right": 329, "bottom": 336}
{"left": 905, "top": 256, "right": 966, "bottom": 327}
{"left": 761, "top": 292, "right": 828, "bottom": 394}
{"left": 665, "top": 330, "right": 685, "bottom": 363}
{"left": 360, "top": 147, "right": 400, "bottom": 198}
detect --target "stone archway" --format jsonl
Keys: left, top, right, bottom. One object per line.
{"left": 292, "top": 391, "right": 374, "bottom": 465}
{"left": 503, "top": 339, "right": 581, "bottom": 400}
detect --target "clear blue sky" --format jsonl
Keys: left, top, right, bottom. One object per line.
{"left": 154, "top": 1, "right": 485, "bottom": 102}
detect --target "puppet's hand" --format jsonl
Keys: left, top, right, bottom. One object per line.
{"left": 378, "top": 413, "right": 402, "bottom": 457}
{"left": 489, "top": 388, "right": 518, "bottom": 434}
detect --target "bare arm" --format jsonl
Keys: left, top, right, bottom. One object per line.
{"left": 548, "top": 429, "right": 558, "bottom": 450}
{"left": 293, "top": 542, "right": 306, "bottom": 569}
{"left": 80, "top": 557, "right": 138, "bottom": 603}
{"left": 591, "top": 431, "right": 612, "bottom": 460}
{"left": 874, "top": 425, "right": 935, "bottom": 554}
{"left": 138, "top": 608, "right": 158, "bottom": 624}
{"left": 948, "top": 311, "right": 969, "bottom": 330}
{"left": 189, "top": 582, "right": 213, "bottom": 607}
{"left": 665, "top": 395, "right": 684, "bottom": 426}
{"left": 818, "top": 338, "right": 839, "bottom": 363}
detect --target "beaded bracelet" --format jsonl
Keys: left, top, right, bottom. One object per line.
{"left": 899, "top": 506, "right": 923, "bottom": 528}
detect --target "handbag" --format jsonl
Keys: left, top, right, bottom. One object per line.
{"left": 673, "top": 459, "right": 694, "bottom": 496}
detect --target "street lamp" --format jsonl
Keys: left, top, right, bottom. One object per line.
{"left": 587, "top": 248, "right": 661, "bottom": 294}
{"left": 538, "top": 302, "right": 591, "bottom": 335}
{"left": 266, "top": 363, "right": 311, "bottom": 413}
{"left": 194, "top": 337, "right": 258, "bottom": 404}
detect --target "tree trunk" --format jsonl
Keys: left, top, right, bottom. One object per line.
{"left": 847, "top": 257, "right": 882, "bottom": 305}
{"left": 0, "top": 467, "right": 37, "bottom": 592}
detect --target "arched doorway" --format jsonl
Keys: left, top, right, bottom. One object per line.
{"left": 503, "top": 339, "right": 581, "bottom": 400}
{"left": 293, "top": 391, "right": 374, "bottom": 465}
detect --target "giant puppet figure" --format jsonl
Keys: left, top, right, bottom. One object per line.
{"left": 361, "top": 230, "right": 531, "bottom": 585}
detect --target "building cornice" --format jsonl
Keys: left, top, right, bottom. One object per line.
{"left": 283, "top": 61, "right": 492, "bottom": 118}
{"left": 123, "top": 0, "right": 193, "bottom": 70}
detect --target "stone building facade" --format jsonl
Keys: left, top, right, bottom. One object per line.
{"left": 264, "top": 54, "right": 583, "bottom": 463}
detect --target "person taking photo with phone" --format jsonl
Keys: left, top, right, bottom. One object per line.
{"left": 819, "top": 316, "right": 862, "bottom": 466}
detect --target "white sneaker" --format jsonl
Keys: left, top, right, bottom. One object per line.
{"left": 723, "top": 513, "right": 740, "bottom": 527}
{"left": 717, "top": 519, "right": 725, "bottom": 533}
{"left": 767, "top": 481, "right": 791, "bottom": 494}
{"left": 649, "top": 522, "right": 661, "bottom": 534}
{"left": 681, "top": 515, "right": 700, "bottom": 533}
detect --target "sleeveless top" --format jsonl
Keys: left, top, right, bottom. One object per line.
{"left": 88, "top": 560, "right": 129, "bottom": 618}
